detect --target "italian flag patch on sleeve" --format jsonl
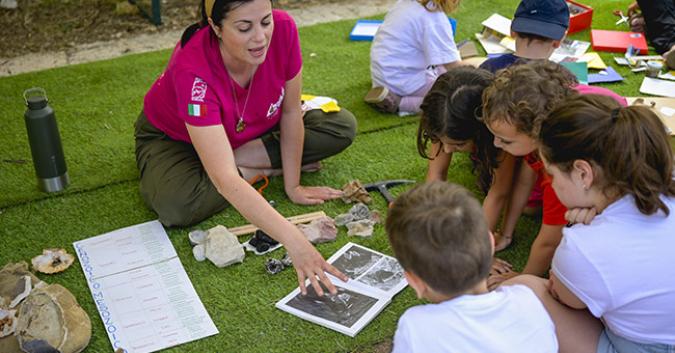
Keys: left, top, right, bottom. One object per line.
{"left": 188, "top": 103, "right": 207, "bottom": 117}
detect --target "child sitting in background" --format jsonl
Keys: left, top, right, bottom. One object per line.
{"left": 480, "top": 0, "right": 569, "bottom": 73}
{"left": 417, "top": 66, "right": 517, "bottom": 251}
{"left": 507, "top": 94, "right": 675, "bottom": 353}
{"left": 365, "top": 0, "right": 461, "bottom": 114}
{"left": 386, "top": 181, "right": 558, "bottom": 353}
{"left": 481, "top": 61, "right": 626, "bottom": 288}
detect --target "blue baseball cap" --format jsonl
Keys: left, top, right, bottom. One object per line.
{"left": 511, "top": 0, "right": 570, "bottom": 40}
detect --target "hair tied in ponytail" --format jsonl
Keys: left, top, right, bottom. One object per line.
{"left": 610, "top": 108, "right": 621, "bottom": 122}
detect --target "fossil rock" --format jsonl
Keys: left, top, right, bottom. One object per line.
{"left": 0, "top": 263, "right": 44, "bottom": 310}
{"left": 31, "top": 249, "right": 75, "bottom": 274}
{"left": 341, "top": 180, "right": 372, "bottom": 204}
{"left": 16, "top": 284, "right": 91, "bottom": 353}
{"left": 265, "top": 253, "right": 292, "bottom": 275}
{"left": 204, "top": 225, "right": 245, "bottom": 268}
{"left": 0, "top": 309, "right": 18, "bottom": 338}
{"left": 298, "top": 216, "right": 337, "bottom": 244}
{"left": 346, "top": 219, "right": 376, "bottom": 237}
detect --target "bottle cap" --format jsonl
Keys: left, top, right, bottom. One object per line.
{"left": 23, "top": 87, "right": 48, "bottom": 110}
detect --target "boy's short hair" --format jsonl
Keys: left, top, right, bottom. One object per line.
{"left": 511, "top": 0, "right": 569, "bottom": 41}
{"left": 386, "top": 181, "right": 492, "bottom": 296}
{"left": 482, "top": 61, "right": 577, "bottom": 137}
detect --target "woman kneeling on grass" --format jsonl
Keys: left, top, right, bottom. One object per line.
{"left": 506, "top": 94, "right": 675, "bottom": 353}
{"left": 134, "top": 0, "right": 356, "bottom": 295}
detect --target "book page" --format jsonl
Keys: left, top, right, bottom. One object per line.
{"left": 327, "top": 242, "right": 407, "bottom": 296}
{"left": 73, "top": 221, "right": 218, "bottom": 353}
{"left": 276, "top": 280, "right": 389, "bottom": 337}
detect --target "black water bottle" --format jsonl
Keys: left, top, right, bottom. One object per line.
{"left": 23, "top": 87, "right": 69, "bottom": 192}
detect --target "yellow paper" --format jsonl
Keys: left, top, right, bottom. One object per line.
{"left": 499, "top": 36, "right": 516, "bottom": 52}
{"left": 580, "top": 52, "right": 607, "bottom": 70}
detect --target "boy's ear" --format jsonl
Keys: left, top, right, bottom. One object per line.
{"left": 552, "top": 39, "right": 562, "bottom": 49}
{"left": 404, "top": 271, "right": 428, "bottom": 299}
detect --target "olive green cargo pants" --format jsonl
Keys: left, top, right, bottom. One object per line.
{"left": 134, "top": 110, "right": 356, "bottom": 227}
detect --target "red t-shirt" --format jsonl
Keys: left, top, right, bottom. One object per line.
{"left": 143, "top": 10, "right": 302, "bottom": 149}
{"left": 526, "top": 84, "right": 628, "bottom": 225}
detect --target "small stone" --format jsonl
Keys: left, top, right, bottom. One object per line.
{"left": 298, "top": 216, "right": 337, "bottom": 244}
{"left": 341, "top": 180, "right": 372, "bottom": 204}
{"left": 204, "top": 225, "right": 245, "bottom": 268}
{"left": 265, "top": 258, "right": 284, "bottom": 275}
{"left": 192, "top": 244, "right": 206, "bottom": 262}
{"left": 31, "top": 249, "right": 75, "bottom": 274}
{"left": 334, "top": 213, "right": 354, "bottom": 226}
{"left": 188, "top": 229, "right": 208, "bottom": 246}
{"left": 346, "top": 219, "right": 376, "bottom": 237}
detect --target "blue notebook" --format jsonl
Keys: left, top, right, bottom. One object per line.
{"left": 588, "top": 66, "right": 624, "bottom": 84}
{"left": 350, "top": 18, "right": 457, "bottom": 41}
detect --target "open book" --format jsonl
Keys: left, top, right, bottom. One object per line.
{"left": 276, "top": 242, "right": 407, "bottom": 337}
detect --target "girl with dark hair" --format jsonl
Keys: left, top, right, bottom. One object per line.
{"left": 506, "top": 94, "right": 675, "bottom": 353}
{"left": 417, "top": 66, "right": 516, "bottom": 251}
{"left": 135, "top": 0, "right": 356, "bottom": 295}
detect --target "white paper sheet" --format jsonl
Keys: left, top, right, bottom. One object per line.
{"left": 74, "top": 221, "right": 218, "bottom": 353}
{"left": 481, "top": 13, "right": 511, "bottom": 37}
{"left": 475, "top": 33, "right": 511, "bottom": 55}
{"left": 639, "top": 77, "right": 675, "bottom": 98}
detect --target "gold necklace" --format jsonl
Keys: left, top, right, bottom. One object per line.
{"left": 227, "top": 68, "right": 256, "bottom": 133}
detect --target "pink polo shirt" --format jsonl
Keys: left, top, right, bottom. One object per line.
{"left": 143, "top": 10, "right": 302, "bottom": 149}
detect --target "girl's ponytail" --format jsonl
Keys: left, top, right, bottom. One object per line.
{"left": 539, "top": 94, "right": 675, "bottom": 215}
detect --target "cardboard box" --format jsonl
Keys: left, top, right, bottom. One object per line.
{"left": 567, "top": 0, "right": 593, "bottom": 34}
{"left": 591, "top": 29, "right": 649, "bottom": 54}
{"left": 350, "top": 18, "right": 457, "bottom": 41}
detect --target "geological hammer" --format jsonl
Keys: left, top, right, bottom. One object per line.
{"left": 363, "top": 179, "right": 416, "bottom": 204}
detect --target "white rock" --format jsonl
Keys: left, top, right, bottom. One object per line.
{"left": 188, "top": 229, "right": 208, "bottom": 246}
{"left": 192, "top": 244, "right": 206, "bottom": 262}
{"left": 204, "top": 225, "right": 245, "bottom": 268}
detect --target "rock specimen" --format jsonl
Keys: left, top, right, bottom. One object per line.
{"left": 297, "top": 216, "right": 337, "bottom": 244}
{"left": 16, "top": 284, "right": 91, "bottom": 353}
{"left": 188, "top": 229, "right": 208, "bottom": 246}
{"left": 346, "top": 219, "right": 376, "bottom": 237}
{"left": 335, "top": 203, "right": 380, "bottom": 237}
{"left": 204, "top": 225, "right": 245, "bottom": 268}
{"left": 31, "top": 249, "right": 75, "bottom": 274}
{"left": 0, "top": 309, "right": 17, "bottom": 338}
{"left": 265, "top": 253, "right": 293, "bottom": 275}
{"left": 0, "top": 263, "right": 44, "bottom": 309}
{"left": 341, "top": 180, "right": 372, "bottom": 204}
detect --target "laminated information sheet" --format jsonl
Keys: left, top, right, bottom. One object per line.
{"left": 73, "top": 220, "right": 218, "bottom": 353}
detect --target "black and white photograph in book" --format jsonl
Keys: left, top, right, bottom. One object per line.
{"left": 285, "top": 283, "right": 379, "bottom": 328}
{"left": 330, "top": 244, "right": 405, "bottom": 292}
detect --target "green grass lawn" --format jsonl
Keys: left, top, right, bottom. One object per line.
{"left": 0, "top": 0, "right": 653, "bottom": 351}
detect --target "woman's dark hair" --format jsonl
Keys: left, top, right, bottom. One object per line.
{"left": 180, "top": 0, "right": 258, "bottom": 47}
{"left": 417, "top": 66, "right": 498, "bottom": 192}
{"left": 540, "top": 94, "right": 675, "bottom": 216}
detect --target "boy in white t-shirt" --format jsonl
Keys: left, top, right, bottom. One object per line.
{"left": 385, "top": 181, "right": 558, "bottom": 353}
{"left": 365, "top": 0, "right": 461, "bottom": 114}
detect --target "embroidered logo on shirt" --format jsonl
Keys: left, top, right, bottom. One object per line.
{"left": 188, "top": 103, "right": 207, "bottom": 117}
{"left": 191, "top": 77, "right": 208, "bottom": 102}
{"left": 267, "top": 87, "right": 285, "bottom": 119}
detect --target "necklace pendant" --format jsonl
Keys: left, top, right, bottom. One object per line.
{"left": 236, "top": 117, "right": 246, "bottom": 133}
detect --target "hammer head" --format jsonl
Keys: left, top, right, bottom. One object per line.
{"left": 363, "top": 179, "right": 416, "bottom": 204}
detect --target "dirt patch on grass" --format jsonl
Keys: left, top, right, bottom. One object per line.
{"left": 0, "top": 0, "right": 340, "bottom": 58}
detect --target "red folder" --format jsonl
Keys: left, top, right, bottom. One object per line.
{"left": 591, "top": 30, "right": 649, "bottom": 54}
